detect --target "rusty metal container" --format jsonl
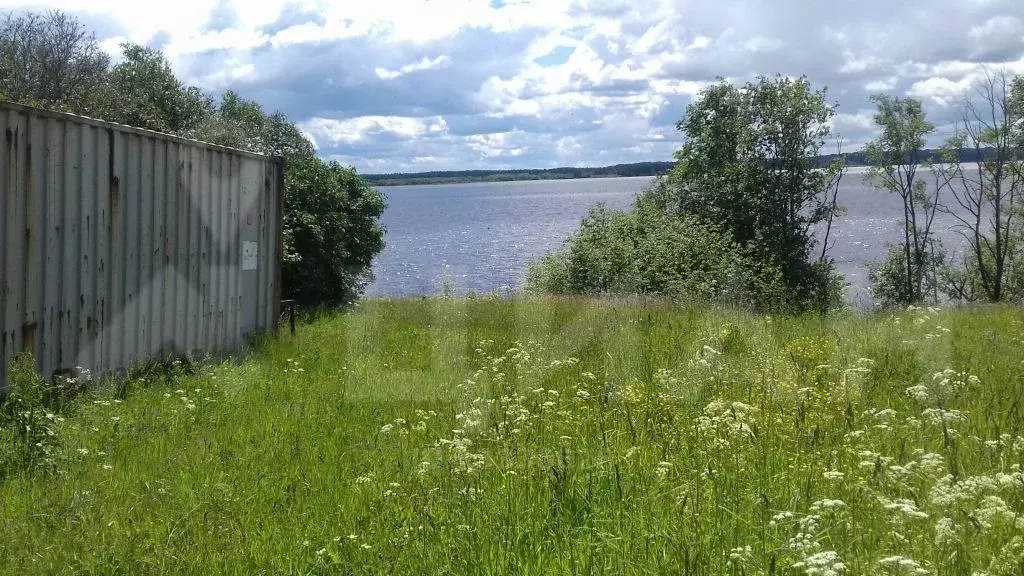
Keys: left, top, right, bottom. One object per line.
{"left": 1, "top": 101, "right": 283, "bottom": 389}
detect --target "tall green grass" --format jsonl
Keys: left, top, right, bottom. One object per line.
{"left": 1, "top": 297, "right": 1023, "bottom": 574}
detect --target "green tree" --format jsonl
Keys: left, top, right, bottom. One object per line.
{"left": 283, "top": 156, "right": 387, "bottom": 305}
{"left": 0, "top": 10, "right": 109, "bottom": 114}
{"left": 648, "top": 75, "right": 845, "bottom": 311}
{"left": 936, "top": 70, "right": 1024, "bottom": 303}
{"left": 864, "top": 94, "right": 942, "bottom": 305}
{"left": 199, "top": 90, "right": 314, "bottom": 159}
{"left": 107, "top": 43, "right": 214, "bottom": 134}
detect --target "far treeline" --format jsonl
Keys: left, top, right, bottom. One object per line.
{"left": 366, "top": 149, "right": 1009, "bottom": 186}
{"left": 0, "top": 9, "right": 386, "bottom": 306}
{"left": 364, "top": 162, "right": 675, "bottom": 185}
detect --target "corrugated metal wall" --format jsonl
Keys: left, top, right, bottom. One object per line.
{"left": 0, "top": 101, "right": 283, "bottom": 390}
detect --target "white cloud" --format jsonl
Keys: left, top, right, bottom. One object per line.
{"left": 686, "top": 36, "right": 711, "bottom": 51}
{"left": 742, "top": 36, "right": 783, "bottom": 53}
{"left": 831, "top": 111, "right": 876, "bottom": 135}
{"left": 298, "top": 115, "right": 450, "bottom": 147}
{"left": 375, "top": 55, "right": 451, "bottom": 80}
{"left": 907, "top": 77, "right": 975, "bottom": 107}
{"left": 864, "top": 78, "right": 897, "bottom": 92}
{"left": 968, "top": 15, "right": 1023, "bottom": 43}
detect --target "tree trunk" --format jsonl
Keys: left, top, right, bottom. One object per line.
{"left": 903, "top": 199, "right": 914, "bottom": 302}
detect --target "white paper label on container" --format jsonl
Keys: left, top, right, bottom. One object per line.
{"left": 242, "top": 241, "right": 259, "bottom": 270}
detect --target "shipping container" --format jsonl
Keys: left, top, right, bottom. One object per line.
{"left": 1, "top": 101, "right": 283, "bottom": 391}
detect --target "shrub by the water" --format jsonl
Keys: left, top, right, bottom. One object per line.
{"left": 283, "top": 156, "right": 387, "bottom": 305}
{"left": 527, "top": 194, "right": 844, "bottom": 311}
{"left": 526, "top": 197, "right": 750, "bottom": 303}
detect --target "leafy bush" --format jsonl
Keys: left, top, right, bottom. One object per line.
{"left": 869, "top": 243, "right": 948, "bottom": 308}
{"left": 104, "top": 44, "right": 213, "bottom": 135}
{"left": 527, "top": 188, "right": 845, "bottom": 312}
{"left": 527, "top": 196, "right": 766, "bottom": 306}
{"left": 1008, "top": 251, "right": 1024, "bottom": 303}
{"left": 283, "top": 156, "right": 387, "bottom": 305}
{"left": 938, "top": 241, "right": 1024, "bottom": 305}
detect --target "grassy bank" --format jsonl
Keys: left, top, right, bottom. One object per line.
{"left": 1, "top": 298, "right": 1023, "bottom": 574}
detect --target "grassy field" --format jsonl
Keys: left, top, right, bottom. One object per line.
{"left": 1, "top": 297, "right": 1023, "bottom": 574}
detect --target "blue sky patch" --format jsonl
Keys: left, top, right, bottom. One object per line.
{"left": 563, "top": 25, "right": 590, "bottom": 40}
{"left": 534, "top": 45, "right": 575, "bottom": 67}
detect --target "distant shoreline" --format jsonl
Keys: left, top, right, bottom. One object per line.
{"left": 362, "top": 161, "right": 674, "bottom": 186}
{"left": 361, "top": 148, "right": 994, "bottom": 187}
{"left": 366, "top": 173, "right": 666, "bottom": 187}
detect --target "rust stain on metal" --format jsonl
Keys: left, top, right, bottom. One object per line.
{"left": 21, "top": 322, "right": 36, "bottom": 354}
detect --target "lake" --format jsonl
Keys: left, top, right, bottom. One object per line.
{"left": 365, "top": 170, "right": 965, "bottom": 303}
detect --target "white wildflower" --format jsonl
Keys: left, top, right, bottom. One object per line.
{"left": 934, "top": 517, "right": 958, "bottom": 547}
{"left": 883, "top": 499, "right": 929, "bottom": 520}
{"left": 792, "top": 550, "right": 845, "bottom": 576}
{"left": 788, "top": 515, "right": 822, "bottom": 554}
{"left": 877, "top": 555, "right": 931, "bottom": 575}
{"left": 810, "top": 499, "right": 847, "bottom": 512}
{"left": 654, "top": 461, "right": 671, "bottom": 480}
{"left": 921, "top": 408, "right": 963, "bottom": 425}
{"left": 905, "top": 385, "right": 930, "bottom": 402}
{"left": 975, "top": 495, "right": 1021, "bottom": 530}
{"left": 929, "top": 474, "right": 997, "bottom": 508}
{"left": 770, "top": 511, "right": 795, "bottom": 526}
{"left": 873, "top": 408, "right": 896, "bottom": 421}
{"left": 727, "top": 545, "right": 753, "bottom": 568}
{"left": 995, "top": 471, "right": 1024, "bottom": 489}
{"left": 917, "top": 453, "right": 945, "bottom": 475}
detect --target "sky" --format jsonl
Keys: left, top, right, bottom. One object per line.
{"left": 3, "top": 0, "right": 1024, "bottom": 173}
